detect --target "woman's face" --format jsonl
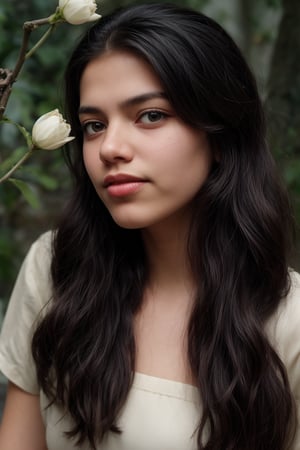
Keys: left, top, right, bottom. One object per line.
{"left": 79, "top": 51, "right": 213, "bottom": 230}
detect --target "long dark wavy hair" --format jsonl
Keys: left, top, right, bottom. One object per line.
{"left": 32, "top": 3, "right": 296, "bottom": 449}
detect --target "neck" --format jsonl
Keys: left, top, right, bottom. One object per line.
{"left": 141, "top": 214, "right": 195, "bottom": 301}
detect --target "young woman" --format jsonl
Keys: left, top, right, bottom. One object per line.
{"left": 0, "top": 3, "right": 299, "bottom": 450}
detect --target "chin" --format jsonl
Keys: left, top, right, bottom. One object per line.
{"left": 110, "top": 214, "right": 148, "bottom": 230}
{"left": 106, "top": 204, "right": 156, "bottom": 229}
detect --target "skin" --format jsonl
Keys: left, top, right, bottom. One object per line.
{"left": 0, "top": 383, "right": 47, "bottom": 449}
{"left": 80, "top": 51, "right": 213, "bottom": 232}
{"left": 80, "top": 51, "right": 213, "bottom": 384}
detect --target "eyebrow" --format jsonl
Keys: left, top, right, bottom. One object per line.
{"left": 78, "top": 91, "right": 168, "bottom": 115}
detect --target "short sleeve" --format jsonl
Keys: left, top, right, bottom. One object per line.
{"left": 0, "top": 231, "right": 53, "bottom": 394}
{"left": 267, "top": 271, "right": 300, "bottom": 448}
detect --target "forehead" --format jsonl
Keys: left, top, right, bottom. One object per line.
{"left": 79, "top": 51, "right": 164, "bottom": 105}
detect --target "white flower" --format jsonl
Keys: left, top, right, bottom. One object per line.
{"left": 58, "top": 0, "right": 101, "bottom": 25}
{"left": 32, "top": 109, "right": 75, "bottom": 150}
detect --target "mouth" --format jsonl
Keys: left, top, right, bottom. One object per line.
{"left": 103, "top": 173, "right": 146, "bottom": 187}
{"left": 103, "top": 173, "right": 147, "bottom": 197}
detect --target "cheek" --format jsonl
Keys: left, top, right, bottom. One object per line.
{"left": 83, "top": 145, "right": 97, "bottom": 178}
{"left": 163, "top": 136, "right": 212, "bottom": 184}
{"left": 187, "top": 135, "right": 213, "bottom": 181}
{"left": 180, "top": 153, "right": 212, "bottom": 197}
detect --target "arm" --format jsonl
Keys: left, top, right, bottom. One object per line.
{"left": 0, "top": 382, "right": 47, "bottom": 450}
{"left": 0, "top": 233, "right": 53, "bottom": 450}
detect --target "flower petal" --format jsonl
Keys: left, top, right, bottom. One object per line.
{"left": 59, "top": 0, "right": 100, "bottom": 25}
{"left": 32, "top": 109, "right": 75, "bottom": 150}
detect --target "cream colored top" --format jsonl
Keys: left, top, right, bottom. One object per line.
{"left": 0, "top": 231, "right": 299, "bottom": 449}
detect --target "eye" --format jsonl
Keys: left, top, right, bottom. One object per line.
{"left": 82, "top": 121, "right": 105, "bottom": 136}
{"left": 138, "top": 110, "right": 167, "bottom": 124}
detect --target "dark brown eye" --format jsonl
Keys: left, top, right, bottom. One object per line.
{"left": 139, "top": 110, "right": 166, "bottom": 124}
{"left": 83, "top": 121, "right": 105, "bottom": 135}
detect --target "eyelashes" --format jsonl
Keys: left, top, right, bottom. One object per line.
{"left": 138, "top": 110, "right": 168, "bottom": 124}
{"left": 80, "top": 109, "right": 169, "bottom": 138}
{"left": 81, "top": 121, "right": 105, "bottom": 136}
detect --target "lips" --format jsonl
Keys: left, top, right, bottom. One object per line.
{"left": 103, "top": 173, "right": 147, "bottom": 197}
{"left": 103, "top": 173, "right": 145, "bottom": 187}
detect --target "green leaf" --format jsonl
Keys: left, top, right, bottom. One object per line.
{"left": 19, "top": 165, "right": 59, "bottom": 190}
{"left": 9, "top": 178, "right": 40, "bottom": 209}
{"left": 0, "top": 146, "right": 27, "bottom": 175}
{"left": 0, "top": 116, "right": 32, "bottom": 148}
{"left": 35, "top": 173, "right": 59, "bottom": 190}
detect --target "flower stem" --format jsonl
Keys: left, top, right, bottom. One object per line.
{"left": 0, "top": 16, "right": 56, "bottom": 120}
{"left": 0, "top": 148, "right": 35, "bottom": 184}
{"left": 25, "top": 24, "right": 56, "bottom": 60}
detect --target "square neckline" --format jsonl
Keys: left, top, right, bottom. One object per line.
{"left": 133, "top": 371, "right": 199, "bottom": 403}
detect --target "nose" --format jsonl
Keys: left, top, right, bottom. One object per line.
{"left": 99, "top": 122, "right": 133, "bottom": 165}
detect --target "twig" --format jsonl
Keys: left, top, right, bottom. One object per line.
{"left": 0, "top": 148, "right": 35, "bottom": 184}
{"left": 0, "top": 16, "right": 54, "bottom": 120}
{"left": 26, "top": 25, "right": 55, "bottom": 59}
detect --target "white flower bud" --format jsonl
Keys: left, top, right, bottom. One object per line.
{"left": 58, "top": 0, "right": 101, "bottom": 25}
{"left": 32, "top": 109, "right": 75, "bottom": 150}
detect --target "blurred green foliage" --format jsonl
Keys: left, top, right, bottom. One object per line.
{"left": 0, "top": 0, "right": 82, "bottom": 304}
